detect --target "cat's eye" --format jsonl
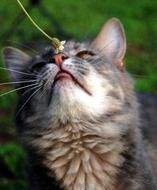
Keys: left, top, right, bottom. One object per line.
{"left": 31, "top": 61, "right": 46, "bottom": 72}
{"left": 76, "top": 50, "right": 95, "bottom": 59}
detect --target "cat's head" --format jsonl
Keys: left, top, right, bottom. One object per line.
{"left": 2, "top": 18, "right": 134, "bottom": 126}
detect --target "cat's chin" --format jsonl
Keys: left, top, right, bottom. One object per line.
{"left": 46, "top": 66, "right": 114, "bottom": 121}
{"left": 52, "top": 79, "right": 91, "bottom": 100}
{"left": 53, "top": 79, "right": 88, "bottom": 99}
{"left": 53, "top": 70, "right": 92, "bottom": 96}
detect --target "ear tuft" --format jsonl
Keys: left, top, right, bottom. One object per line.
{"left": 92, "top": 18, "right": 126, "bottom": 69}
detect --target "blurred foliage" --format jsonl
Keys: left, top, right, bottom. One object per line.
{"left": 0, "top": 0, "right": 157, "bottom": 189}
{"left": 0, "top": 143, "right": 27, "bottom": 190}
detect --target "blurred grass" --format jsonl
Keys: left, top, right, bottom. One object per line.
{"left": 0, "top": 143, "right": 26, "bottom": 190}
{"left": 0, "top": 0, "right": 157, "bottom": 189}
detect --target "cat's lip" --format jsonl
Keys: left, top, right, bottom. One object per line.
{"left": 54, "top": 70, "right": 92, "bottom": 96}
{"left": 54, "top": 72, "right": 73, "bottom": 81}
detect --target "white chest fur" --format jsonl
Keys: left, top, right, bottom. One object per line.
{"left": 31, "top": 124, "right": 124, "bottom": 190}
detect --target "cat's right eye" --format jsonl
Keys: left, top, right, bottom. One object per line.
{"left": 76, "top": 50, "right": 95, "bottom": 59}
{"left": 31, "top": 62, "right": 46, "bottom": 72}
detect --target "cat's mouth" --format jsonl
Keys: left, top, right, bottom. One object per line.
{"left": 53, "top": 70, "right": 92, "bottom": 96}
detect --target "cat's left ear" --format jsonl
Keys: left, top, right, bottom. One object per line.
{"left": 92, "top": 18, "right": 126, "bottom": 70}
{"left": 2, "top": 47, "right": 31, "bottom": 82}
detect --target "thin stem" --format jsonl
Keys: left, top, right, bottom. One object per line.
{"left": 16, "top": 0, "right": 64, "bottom": 52}
{"left": 16, "top": 0, "right": 53, "bottom": 41}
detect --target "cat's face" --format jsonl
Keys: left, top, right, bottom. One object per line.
{"left": 2, "top": 18, "right": 132, "bottom": 126}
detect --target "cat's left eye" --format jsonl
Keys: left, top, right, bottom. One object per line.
{"left": 76, "top": 50, "right": 95, "bottom": 59}
{"left": 31, "top": 61, "right": 46, "bottom": 72}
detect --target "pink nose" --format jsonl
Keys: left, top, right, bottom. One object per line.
{"left": 53, "top": 53, "right": 67, "bottom": 65}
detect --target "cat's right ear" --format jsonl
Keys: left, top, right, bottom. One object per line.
{"left": 2, "top": 47, "right": 31, "bottom": 82}
{"left": 91, "top": 18, "right": 126, "bottom": 70}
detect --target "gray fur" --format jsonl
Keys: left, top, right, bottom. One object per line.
{"left": 2, "top": 18, "right": 157, "bottom": 190}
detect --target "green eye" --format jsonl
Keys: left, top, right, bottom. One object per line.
{"left": 76, "top": 50, "right": 95, "bottom": 59}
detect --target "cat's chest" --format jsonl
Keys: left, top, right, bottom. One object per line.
{"left": 31, "top": 125, "right": 124, "bottom": 190}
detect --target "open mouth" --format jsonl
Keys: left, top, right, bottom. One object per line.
{"left": 53, "top": 70, "right": 92, "bottom": 96}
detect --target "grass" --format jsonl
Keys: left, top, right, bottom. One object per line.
{"left": 0, "top": 0, "right": 157, "bottom": 189}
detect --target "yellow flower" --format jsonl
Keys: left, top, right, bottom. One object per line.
{"left": 58, "top": 41, "right": 66, "bottom": 51}
{"left": 52, "top": 38, "right": 66, "bottom": 54}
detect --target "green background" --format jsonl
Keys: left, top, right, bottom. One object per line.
{"left": 0, "top": 0, "right": 157, "bottom": 189}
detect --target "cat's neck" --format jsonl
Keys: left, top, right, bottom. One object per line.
{"left": 26, "top": 122, "right": 137, "bottom": 190}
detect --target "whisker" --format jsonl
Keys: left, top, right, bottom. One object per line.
{"left": 22, "top": 83, "right": 41, "bottom": 96}
{"left": 89, "top": 34, "right": 127, "bottom": 66}
{"left": 0, "top": 67, "right": 36, "bottom": 76}
{"left": 72, "top": 64, "right": 88, "bottom": 70}
{"left": 39, "top": 74, "right": 51, "bottom": 100}
{"left": 87, "top": 39, "right": 116, "bottom": 65}
{"left": 66, "top": 62, "right": 88, "bottom": 72}
{"left": 39, "top": 86, "right": 48, "bottom": 102}
{"left": 6, "top": 40, "right": 38, "bottom": 54}
{"left": 16, "top": 86, "right": 42, "bottom": 117}
{"left": 129, "top": 73, "right": 154, "bottom": 79}
{"left": 21, "top": 68, "right": 46, "bottom": 97}
{"left": 0, "top": 80, "right": 37, "bottom": 86}
{"left": 66, "top": 66, "right": 88, "bottom": 74}
{"left": 33, "top": 70, "right": 51, "bottom": 100}
{"left": 0, "top": 83, "right": 37, "bottom": 97}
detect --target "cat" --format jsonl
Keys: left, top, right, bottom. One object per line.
{"left": 2, "top": 18, "right": 157, "bottom": 190}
